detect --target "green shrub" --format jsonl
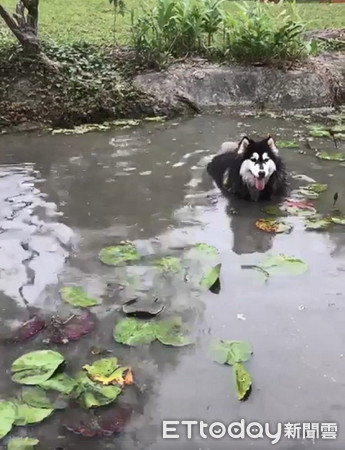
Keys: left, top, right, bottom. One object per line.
{"left": 223, "top": 2, "right": 307, "bottom": 63}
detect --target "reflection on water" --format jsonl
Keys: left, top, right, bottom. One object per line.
{"left": 0, "top": 114, "right": 345, "bottom": 449}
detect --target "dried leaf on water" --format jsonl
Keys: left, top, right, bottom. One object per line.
{"left": 63, "top": 404, "right": 132, "bottom": 437}
{"left": 256, "top": 218, "right": 292, "bottom": 233}
{"left": 60, "top": 286, "right": 99, "bottom": 308}
{"left": 7, "top": 438, "right": 39, "bottom": 450}
{"left": 99, "top": 243, "right": 139, "bottom": 266}
{"left": 49, "top": 310, "right": 94, "bottom": 344}
{"left": 11, "top": 350, "right": 65, "bottom": 385}
{"left": 0, "top": 401, "right": 16, "bottom": 439}
{"left": 4, "top": 317, "right": 46, "bottom": 343}
{"left": 233, "top": 363, "right": 252, "bottom": 401}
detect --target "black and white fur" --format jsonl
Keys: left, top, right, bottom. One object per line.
{"left": 207, "top": 136, "right": 287, "bottom": 201}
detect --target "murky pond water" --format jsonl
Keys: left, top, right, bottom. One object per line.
{"left": 0, "top": 114, "right": 345, "bottom": 450}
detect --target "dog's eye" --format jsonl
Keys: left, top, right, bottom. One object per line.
{"left": 250, "top": 157, "right": 257, "bottom": 162}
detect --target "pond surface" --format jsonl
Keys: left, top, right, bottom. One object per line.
{"left": 0, "top": 114, "right": 345, "bottom": 450}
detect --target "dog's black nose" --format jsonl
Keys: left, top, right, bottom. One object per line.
{"left": 258, "top": 171, "right": 265, "bottom": 179}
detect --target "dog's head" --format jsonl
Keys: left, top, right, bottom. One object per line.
{"left": 237, "top": 136, "right": 279, "bottom": 191}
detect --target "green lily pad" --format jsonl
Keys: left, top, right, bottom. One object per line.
{"left": 294, "top": 188, "right": 319, "bottom": 199}
{"left": 60, "top": 286, "right": 99, "bottom": 308}
{"left": 194, "top": 243, "right": 219, "bottom": 258}
{"left": 211, "top": 340, "right": 253, "bottom": 365}
{"left": 306, "top": 183, "right": 327, "bottom": 193}
{"left": 21, "top": 387, "right": 54, "bottom": 409}
{"left": 308, "top": 124, "right": 330, "bottom": 137}
{"left": 155, "top": 257, "right": 182, "bottom": 273}
{"left": 331, "top": 216, "right": 345, "bottom": 225}
{"left": 113, "top": 317, "right": 191, "bottom": 347}
{"left": 316, "top": 151, "right": 345, "bottom": 161}
{"left": 262, "top": 205, "right": 287, "bottom": 217}
{"left": 13, "top": 401, "right": 54, "bottom": 426}
{"left": 11, "top": 350, "right": 65, "bottom": 385}
{"left": 233, "top": 363, "right": 252, "bottom": 401}
{"left": 74, "top": 372, "right": 122, "bottom": 408}
{"left": 276, "top": 140, "right": 299, "bottom": 149}
{"left": 259, "top": 254, "right": 308, "bottom": 276}
{"left": 39, "top": 373, "right": 77, "bottom": 395}
{"left": 256, "top": 218, "right": 293, "bottom": 233}
{"left": 331, "top": 124, "right": 345, "bottom": 134}
{"left": 99, "top": 243, "right": 139, "bottom": 266}
{"left": 201, "top": 263, "right": 222, "bottom": 290}
{"left": 113, "top": 318, "right": 157, "bottom": 346}
{"left": 0, "top": 401, "right": 16, "bottom": 439}
{"left": 155, "top": 318, "right": 192, "bottom": 347}
{"left": 8, "top": 438, "right": 39, "bottom": 450}
{"left": 305, "top": 217, "right": 333, "bottom": 231}
{"left": 83, "top": 358, "right": 119, "bottom": 379}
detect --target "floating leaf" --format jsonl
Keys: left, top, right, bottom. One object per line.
{"left": 294, "top": 188, "right": 319, "bottom": 199}
{"left": 75, "top": 372, "right": 122, "bottom": 408}
{"left": 331, "top": 124, "right": 345, "bottom": 134}
{"left": 39, "top": 373, "right": 76, "bottom": 395}
{"left": 21, "top": 387, "right": 54, "bottom": 409}
{"left": 8, "top": 438, "right": 39, "bottom": 450}
{"left": 331, "top": 216, "right": 345, "bottom": 225}
{"left": 114, "top": 317, "right": 191, "bottom": 347}
{"left": 233, "top": 363, "right": 252, "bottom": 401}
{"left": 49, "top": 310, "right": 94, "bottom": 344}
{"left": 11, "top": 350, "right": 65, "bottom": 385}
{"left": 276, "top": 140, "right": 299, "bottom": 149}
{"left": 308, "top": 124, "right": 330, "bottom": 137}
{"left": 83, "top": 358, "right": 119, "bottom": 379}
{"left": 113, "top": 318, "right": 156, "bottom": 346}
{"left": 99, "top": 243, "right": 139, "bottom": 266}
{"left": 155, "top": 257, "right": 182, "bottom": 273}
{"left": 90, "top": 367, "right": 133, "bottom": 387}
{"left": 262, "top": 205, "right": 287, "bottom": 217}
{"left": 256, "top": 218, "right": 292, "bottom": 233}
{"left": 13, "top": 401, "right": 54, "bottom": 426}
{"left": 155, "top": 319, "right": 192, "bottom": 347}
{"left": 305, "top": 217, "right": 333, "bottom": 231}
{"left": 281, "top": 199, "right": 317, "bottom": 217}
{"left": 60, "top": 286, "right": 99, "bottom": 308}
{"left": 316, "top": 151, "right": 345, "bottom": 162}
{"left": 201, "top": 263, "right": 222, "bottom": 291}
{"left": 63, "top": 404, "right": 132, "bottom": 437}
{"left": 4, "top": 317, "right": 46, "bottom": 343}
{"left": 211, "top": 340, "right": 253, "bottom": 365}
{"left": 259, "top": 254, "right": 308, "bottom": 276}
{"left": 0, "top": 401, "right": 16, "bottom": 439}
{"left": 306, "top": 183, "right": 327, "bottom": 193}
{"left": 122, "top": 297, "right": 165, "bottom": 318}
{"left": 194, "top": 243, "right": 219, "bottom": 258}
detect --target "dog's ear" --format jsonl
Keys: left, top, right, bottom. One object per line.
{"left": 237, "top": 137, "right": 250, "bottom": 155}
{"left": 267, "top": 136, "right": 279, "bottom": 155}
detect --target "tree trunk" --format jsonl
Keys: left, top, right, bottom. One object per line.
{"left": 0, "top": 1, "right": 40, "bottom": 54}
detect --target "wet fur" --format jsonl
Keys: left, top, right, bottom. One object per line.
{"left": 207, "top": 137, "right": 288, "bottom": 201}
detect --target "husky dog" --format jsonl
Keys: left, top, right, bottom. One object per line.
{"left": 207, "top": 136, "right": 287, "bottom": 201}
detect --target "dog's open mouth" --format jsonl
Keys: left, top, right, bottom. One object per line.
{"left": 255, "top": 177, "right": 266, "bottom": 191}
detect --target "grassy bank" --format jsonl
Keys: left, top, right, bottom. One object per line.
{"left": 0, "top": 0, "right": 344, "bottom": 45}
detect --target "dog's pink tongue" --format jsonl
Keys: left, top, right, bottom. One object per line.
{"left": 255, "top": 178, "right": 266, "bottom": 191}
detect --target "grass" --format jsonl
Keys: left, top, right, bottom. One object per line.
{"left": 0, "top": 0, "right": 344, "bottom": 45}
